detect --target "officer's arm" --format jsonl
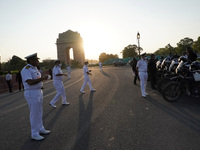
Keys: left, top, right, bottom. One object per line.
{"left": 26, "top": 76, "right": 48, "bottom": 85}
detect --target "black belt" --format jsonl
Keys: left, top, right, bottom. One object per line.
{"left": 140, "top": 71, "right": 147, "bottom": 73}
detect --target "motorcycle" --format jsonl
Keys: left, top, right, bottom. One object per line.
{"left": 157, "top": 58, "right": 179, "bottom": 93}
{"left": 162, "top": 60, "right": 200, "bottom": 102}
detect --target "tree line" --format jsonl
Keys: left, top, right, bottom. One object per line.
{"left": 122, "top": 36, "right": 200, "bottom": 58}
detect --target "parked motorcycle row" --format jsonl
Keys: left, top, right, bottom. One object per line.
{"left": 155, "top": 56, "right": 200, "bottom": 102}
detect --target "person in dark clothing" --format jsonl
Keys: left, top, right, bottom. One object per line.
{"left": 148, "top": 54, "right": 157, "bottom": 89}
{"left": 16, "top": 70, "right": 24, "bottom": 91}
{"left": 48, "top": 68, "right": 53, "bottom": 79}
{"left": 187, "top": 47, "right": 197, "bottom": 62}
{"left": 172, "top": 52, "right": 180, "bottom": 59}
{"left": 130, "top": 57, "right": 139, "bottom": 85}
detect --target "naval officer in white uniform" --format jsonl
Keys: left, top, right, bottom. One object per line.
{"left": 21, "top": 53, "right": 50, "bottom": 141}
{"left": 136, "top": 52, "right": 148, "bottom": 98}
{"left": 66, "top": 64, "right": 71, "bottom": 79}
{"left": 99, "top": 61, "right": 103, "bottom": 71}
{"left": 80, "top": 61, "right": 96, "bottom": 94}
{"left": 49, "top": 60, "right": 70, "bottom": 108}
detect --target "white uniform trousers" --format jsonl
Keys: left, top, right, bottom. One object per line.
{"left": 51, "top": 80, "right": 67, "bottom": 104}
{"left": 139, "top": 72, "right": 148, "bottom": 96}
{"left": 67, "top": 70, "right": 71, "bottom": 78}
{"left": 24, "top": 89, "right": 44, "bottom": 136}
{"left": 99, "top": 66, "right": 102, "bottom": 71}
{"left": 80, "top": 76, "right": 94, "bottom": 91}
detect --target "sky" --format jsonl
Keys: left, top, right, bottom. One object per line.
{"left": 0, "top": 0, "right": 200, "bottom": 62}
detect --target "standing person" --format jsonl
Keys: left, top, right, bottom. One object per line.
{"left": 48, "top": 68, "right": 53, "bottom": 79}
{"left": 137, "top": 52, "right": 148, "bottom": 98}
{"left": 148, "top": 54, "right": 157, "bottom": 89}
{"left": 80, "top": 61, "right": 96, "bottom": 94}
{"left": 99, "top": 61, "right": 103, "bottom": 71}
{"left": 130, "top": 57, "right": 139, "bottom": 85}
{"left": 66, "top": 64, "right": 71, "bottom": 79}
{"left": 182, "top": 51, "right": 188, "bottom": 59}
{"left": 21, "top": 53, "right": 50, "bottom": 141}
{"left": 49, "top": 60, "right": 70, "bottom": 108}
{"left": 16, "top": 70, "right": 24, "bottom": 91}
{"left": 6, "top": 71, "right": 12, "bottom": 93}
{"left": 186, "top": 47, "right": 197, "bottom": 62}
{"left": 172, "top": 52, "right": 179, "bottom": 59}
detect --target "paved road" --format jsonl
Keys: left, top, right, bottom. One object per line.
{"left": 1, "top": 66, "right": 200, "bottom": 150}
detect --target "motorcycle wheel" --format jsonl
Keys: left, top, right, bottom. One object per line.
{"left": 157, "top": 78, "right": 169, "bottom": 93}
{"left": 162, "top": 81, "right": 181, "bottom": 102}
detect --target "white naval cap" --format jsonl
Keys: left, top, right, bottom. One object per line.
{"left": 141, "top": 52, "right": 146, "bottom": 56}
{"left": 25, "top": 53, "right": 39, "bottom": 60}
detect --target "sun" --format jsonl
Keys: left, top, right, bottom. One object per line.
{"left": 80, "top": 25, "right": 112, "bottom": 60}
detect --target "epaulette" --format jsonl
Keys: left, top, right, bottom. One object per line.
{"left": 25, "top": 66, "right": 30, "bottom": 69}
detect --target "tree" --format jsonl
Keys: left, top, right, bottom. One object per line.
{"left": 4, "top": 55, "right": 26, "bottom": 71}
{"left": 192, "top": 36, "right": 200, "bottom": 54}
{"left": 42, "top": 59, "right": 55, "bottom": 70}
{"left": 99, "top": 52, "right": 119, "bottom": 63}
{"left": 121, "top": 44, "right": 138, "bottom": 58}
{"left": 176, "top": 37, "right": 194, "bottom": 54}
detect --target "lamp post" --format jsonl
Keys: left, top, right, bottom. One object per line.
{"left": 137, "top": 32, "right": 140, "bottom": 56}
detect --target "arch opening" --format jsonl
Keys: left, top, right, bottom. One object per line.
{"left": 56, "top": 30, "right": 85, "bottom": 65}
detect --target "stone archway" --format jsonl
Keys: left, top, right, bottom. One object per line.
{"left": 56, "top": 30, "right": 85, "bottom": 65}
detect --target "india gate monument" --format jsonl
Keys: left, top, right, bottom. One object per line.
{"left": 56, "top": 30, "right": 85, "bottom": 65}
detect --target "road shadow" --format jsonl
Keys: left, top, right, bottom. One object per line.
{"left": 146, "top": 95, "right": 200, "bottom": 135}
{"left": 46, "top": 106, "right": 66, "bottom": 129}
{"left": 0, "top": 96, "right": 24, "bottom": 110}
{"left": 63, "top": 78, "right": 71, "bottom": 83}
{"left": 0, "top": 90, "right": 22, "bottom": 100}
{"left": 101, "top": 71, "right": 110, "bottom": 78}
{"left": 72, "top": 93, "right": 94, "bottom": 150}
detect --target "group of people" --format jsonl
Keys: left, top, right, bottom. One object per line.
{"left": 130, "top": 47, "right": 198, "bottom": 98}
{"left": 8, "top": 47, "right": 198, "bottom": 141}
{"left": 20, "top": 53, "right": 96, "bottom": 141}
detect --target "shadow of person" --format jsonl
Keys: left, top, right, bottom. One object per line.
{"left": 147, "top": 96, "right": 200, "bottom": 135}
{"left": 101, "top": 71, "right": 110, "bottom": 78}
{"left": 73, "top": 93, "right": 94, "bottom": 150}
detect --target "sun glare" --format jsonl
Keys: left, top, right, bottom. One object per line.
{"left": 80, "top": 25, "right": 112, "bottom": 60}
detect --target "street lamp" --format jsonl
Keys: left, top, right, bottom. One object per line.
{"left": 137, "top": 32, "right": 140, "bottom": 56}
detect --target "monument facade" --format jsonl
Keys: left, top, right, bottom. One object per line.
{"left": 56, "top": 30, "right": 85, "bottom": 65}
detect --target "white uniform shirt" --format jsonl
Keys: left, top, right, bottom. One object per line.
{"left": 83, "top": 65, "right": 89, "bottom": 76}
{"left": 6, "top": 73, "right": 12, "bottom": 81}
{"left": 137, "top": 58, "right": 148, "bottom": 72}
{"left": 21, "top": 64, "right": 42, "bottom": 90}
{"left": 53, "top": 65, "right": 63, "bottom": 80}
{"left": 67, "top": 66, "right": 71, "bottom": 72}
{"left": 99, "top": 62, "right": 102, "bottom": 67}
{"left": 184, "top": 55, "right": 188, "bottom": 59}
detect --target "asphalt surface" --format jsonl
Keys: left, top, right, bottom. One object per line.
{"left": 1, "top": 66, "right": 200, "bottom": 150}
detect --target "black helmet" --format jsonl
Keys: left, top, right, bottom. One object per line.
{"left": 178, "top": 56, "right": 187, "bottom": 62}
